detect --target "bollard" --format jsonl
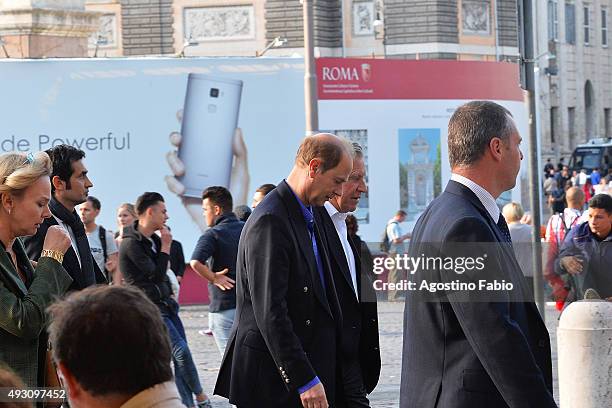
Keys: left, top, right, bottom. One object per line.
{"left": 558, "top": 300, "right": 612, "bottom": 408}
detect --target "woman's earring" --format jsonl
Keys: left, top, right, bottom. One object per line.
{"left": 7, "top": 208, "right": 11, "bottom": 215}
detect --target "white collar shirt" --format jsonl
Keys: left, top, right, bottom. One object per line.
{"left": 324, "top": 201, "right": 359, "bottom": 300}
{"left": 451, "top": 173, "right": 500, "bottom": 222}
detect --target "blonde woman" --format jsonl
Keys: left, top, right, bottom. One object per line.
{"left": 115, "top": 203, "right": 137, "bottom": 244}
{"left": 0, "top": 152, "right": 72, "bottom": 387}
{"left": 502, "top": 201, "right": 535, "bottom": 294}
{"left": 112, "top": 203, "right": 137, "bottom": 285}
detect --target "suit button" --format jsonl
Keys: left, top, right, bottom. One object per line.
{"left": 538, "top": 339, "right": 547, "bottom": 347}
{"left": 305, "top": 319, "right": 311, "bottom": 326}
{"left": 352, "top": 325, "right": 358, "bottom": 330}
{"left": 374, "top": 346, "right": 379, "bottom": 351}
{"left": 303, "top": 286, "right": 309, "bottom": 293}
{"left": 371, "top": 318, "right": 377, "bottom": 323}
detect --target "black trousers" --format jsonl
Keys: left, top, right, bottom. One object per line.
{"left": 336, "top": 359, "right": 371, "bottom": 408}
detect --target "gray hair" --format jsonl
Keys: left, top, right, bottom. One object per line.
{"left": 448, "top": 101, "right": 514, "bottom": 168}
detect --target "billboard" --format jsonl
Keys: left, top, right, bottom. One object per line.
{"left": 0, "top": 57, "right": 526, "bottom": 255}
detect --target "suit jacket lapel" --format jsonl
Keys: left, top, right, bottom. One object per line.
{"left": 318, "top": 208, "right": 356, "bottom": 298}
{"left": 0, "top": 244, "right": 28, "bottom": 296}
{"left": 445, "top": 181, "right": 526, "bottom": 287}
{"left": 347, "top": 234, "right": 362, "bottom": 296}
{"left": 277, "top": 181, "right": 332, "bottom": 317}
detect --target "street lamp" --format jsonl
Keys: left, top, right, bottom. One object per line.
{"left": 92, "top": 35, "right": 108, "bottom": 58}
{"left": 178, "top": 37, "right": 199, "bottom": 57}
{"left": 255, "top": 36, "right": 288, "bottom": 57}
{"left": 302, "top": 0, "right": 318, "bottom": 136}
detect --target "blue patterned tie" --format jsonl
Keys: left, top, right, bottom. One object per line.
{"left": 497, "top": 215, "right": 513, "bottom": 243}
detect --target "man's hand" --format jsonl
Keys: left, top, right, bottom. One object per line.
{"left": 105, "top": 255, "right": 117, "bottom": 272}
{"left": 300, "top": 382, "right": 328, "bottom": 408}
{"left": 165, "top": 109, "right": 250, "bottom": 233}
{"left": 213, "top": 268, "right": 235, "bottom": 290}
{"left": 160, "top": 226, "right": 173, "bottom": 253}
{"left": 560, "top": 256, "right": 583, "bottom": 275}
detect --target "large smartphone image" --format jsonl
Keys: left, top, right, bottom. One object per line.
{"left": 178, "top": 74, "right": 243, "bottom": 198}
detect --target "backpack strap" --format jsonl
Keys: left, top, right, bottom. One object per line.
{"left": 99, "top": 225, "right": 108, "bottom": 266}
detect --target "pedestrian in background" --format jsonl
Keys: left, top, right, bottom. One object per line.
{"left": 120, "top": 192, "right": 211, "bottom": 408}
{"left": 190, "top": 186, "right": 243, "bottom": 356}
{"left": 503, "top": 202, "right": 535, "bottom": 295}
{"left": 78, "top": 196, "right": 119, "bottom": 284}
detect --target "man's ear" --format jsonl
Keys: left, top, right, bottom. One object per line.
{"left": 51, "top": 176, "right": 65, "bottom": 192}
{"left": 488, "top": 137, "right": 503, "bottom": 162}
{"left": 57, "top": 361, "right": 82, "bottom": 401}
{"left": 308, "top": 158, "right": 322, "bottom": 178}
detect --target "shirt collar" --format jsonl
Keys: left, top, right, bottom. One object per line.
{"left": 451, "top": 173, "right": 500, "bottom": 222}
{"left": 286, "top": 181, "right": 314, "bottom": 227}
{"left": 213, "top": 212, "right": 238, "bottom": 226}
{"left": 120, "top": 381, "right": 181, "bottom": 408}
{"left": 324, "top": 201, "right": 348, "bottom": 221}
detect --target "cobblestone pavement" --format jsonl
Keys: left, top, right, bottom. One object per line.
{"left": 181, "top": 303, "right": 561, "bottom": 407}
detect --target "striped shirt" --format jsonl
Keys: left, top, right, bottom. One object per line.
{"left": 450, "top": 173, "right": 499, "bottom": 222}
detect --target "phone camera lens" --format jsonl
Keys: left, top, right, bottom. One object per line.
{"left": 210, "top": 88, "right": 219, "bottom": 98}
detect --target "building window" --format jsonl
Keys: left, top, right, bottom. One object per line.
{"left": 551, "top": 107, "right": 558, "bottom": 144}
{"left": 566, "top": 2, "right": 576, "bottom": 44}
{"left": 548, "top": 0, "right": 559, "bottom": 41}
{"left": 605, "top": 108, "right": 611, "bottom": 138}
{"left": 568, "top": 107, "right": 576, "bottom": 148}
{"left": 584, "top": 5, "right": 591, "bottom": 45}
{"left": 602, "top": 8, "right": 608, "bottom": 47}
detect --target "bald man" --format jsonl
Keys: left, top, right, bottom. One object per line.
{"left": 215, "top": 134, "right": 353, "bottom": 408}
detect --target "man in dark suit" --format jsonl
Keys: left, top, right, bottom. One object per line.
{"left": 314, "top": 142, "right": 380, "bottom": 407}
{"left": 24, "top": 144, "right": 106, "bottom": 291}
{"left": 215, "top": 134, "right": 354, "bottom": 408}
{"left": 400, "top": 101, "right": 557, "bottom": 407}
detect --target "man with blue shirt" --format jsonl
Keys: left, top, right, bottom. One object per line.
{"left": 190, "top": 186, "right": 243, "bottom": 355}
{"left": 214, "top": 133, "right": 353, "bottom": 408}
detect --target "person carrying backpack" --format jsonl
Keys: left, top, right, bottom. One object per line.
{"left": 383, "top": 210, "right": 411, "bottom": 301}
{"left": 544, "top": 186, "right": 585, "bottom": 310}
{"left": 79, "top": 196, "right": 119, "bottom": 284}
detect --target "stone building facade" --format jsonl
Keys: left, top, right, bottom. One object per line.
{"left": 79, "top": 1, "right": 519, "bottom": 60}
{"left": 536, "top": 0, "right": 612, "bottom": 161}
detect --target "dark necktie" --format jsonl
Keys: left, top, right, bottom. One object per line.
{"left": 497, "top": 214, "right": 513, "bottom": 244}
{"left": 306, "top": 219, "right": 326, "bottom": 288}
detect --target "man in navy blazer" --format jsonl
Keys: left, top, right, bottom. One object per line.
{"left": 215, "top": 134, "right": 354, "bottom": 408}
{"left": 400, "top": 101, "right": 557, "bottom": 407}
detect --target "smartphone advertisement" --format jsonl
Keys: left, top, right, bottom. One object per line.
{"left": 0, "top": 57, "right": 527, "bottom": 257}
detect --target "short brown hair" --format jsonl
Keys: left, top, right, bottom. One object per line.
{"left": 448, "top": 101, "right": 514, "bottom": 168}
{"left": 202, "top": 186, "right": 233, "bottom": 213}
{"left": 47, "top": 286, "right": 172, "bottom": 397}
{"left": 255, "top": 183, "right": 276, "bottom": 196}
{"left": 295, "top": 134, "right": 353, "bottom": 172}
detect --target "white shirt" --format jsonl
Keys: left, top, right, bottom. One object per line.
{"left": 324, "top": 201, "right": 359, "bottom": 300}
{"left": 85, "top": 225, "right": 118, "bottom": 273}
{"left": 52, "top": 214, "right": 81, "bottom": 267}
{"left": 451, "top": 173, "right": 500, "bottom": 222}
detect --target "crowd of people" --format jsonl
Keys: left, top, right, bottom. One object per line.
{"left": 0, "top": 136, "right": 380, "bottom": 408}
{"left": 1, "top": 101, "right": 611, "bottom": 408}
{"left": 543, "top": 159, "right": 612, "bottom": 214}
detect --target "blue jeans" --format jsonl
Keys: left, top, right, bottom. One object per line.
{"left": 210, "top": 308, "right": 236, "bottom": 356}
{"left": 161, "top": 300, "right": 203, "bottom": 407}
